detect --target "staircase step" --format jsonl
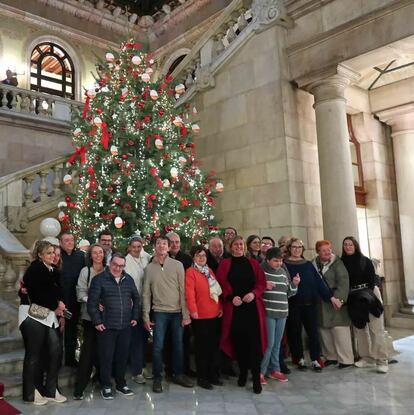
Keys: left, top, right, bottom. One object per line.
{"left": 0, "top": 335, "right": 23, "bottom": 354}
{"left": 0, "top": 349, "right": 24, "bottom": 375}
{"left": 389, "top": 312, "right": 414, "bottom": 330}
{"left": 2, "top": 366, "right": 76, "bottom": 398}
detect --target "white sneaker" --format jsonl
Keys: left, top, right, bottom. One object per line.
{"left": 354, "top": 359, "right": 376, "bottom": 368}
{"left": 143, "top": 368, "right": 153, "bottom": 379}
{"left": 376, "top": 363, "right": 389, "bottom": 374}
{"left": 46, "top": 390, "right": 67, "bottom": 403}
{"left": 132, "top": 372, "right": 146, "bottom": 384}
{"left": 33, "top": 389, "right": 48, "bottom": 406}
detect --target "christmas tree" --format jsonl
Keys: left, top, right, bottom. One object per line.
{"left": 58, "top": 40, "right": 223, "bottom": 249}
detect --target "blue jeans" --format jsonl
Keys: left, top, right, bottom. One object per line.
{"left": 152, "top": 312, "right": 184, "bottom": 381}
{"left": 261, "top": 317, "right": 286, "bottom": 374}
{"left": 130, "top": 319, "right": 149, "bottom": 376}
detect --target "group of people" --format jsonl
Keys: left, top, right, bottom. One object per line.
{"left": 18, "top": 225, "right": 390, "bottom": 406}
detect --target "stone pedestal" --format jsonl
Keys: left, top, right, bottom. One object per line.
{"left": 309, "top": 66, "right": 360, "bottom": 252}
{"left": 378, "top": 104, "right": 414, "bottom": 309}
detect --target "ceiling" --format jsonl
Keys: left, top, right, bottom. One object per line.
{"left": 344, "top": 35, "right": 414, "bottom": 90}
{"left": 106, "top": 0, "right": 172, "bottom": 16}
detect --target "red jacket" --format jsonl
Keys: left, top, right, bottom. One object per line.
{"left": 215, "top": 257, "right": 267, "bottom": 359}
{"left": 185, "top": 267, "right": 222, "bottom": 319}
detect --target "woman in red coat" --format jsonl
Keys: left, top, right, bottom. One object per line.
{"left": 216, "top": 236, "right": 267, "bottom": 394}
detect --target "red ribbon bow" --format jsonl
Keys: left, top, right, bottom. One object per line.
{"left": 100, "top": 122, "right": 110, "bottom": 149}
{"left": 68, "top": 146, "right": 87, "bottom": 164}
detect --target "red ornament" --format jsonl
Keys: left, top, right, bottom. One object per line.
{"left": 158, "top": 108, "right": 165, "bottom": 116}
{"left": 149, "top": 194, "right": 156, "bottom": 200}
{"left": 65, "top": 196, "right": 71, "bottom": 203}
{"left": 192, "top": 199, "right": 200, "bottom": 207}
{"left": 137, "top": 101, "right": 145, "bottom": 109}
{"left": 107, "top": 185, "right": 114, "bottom": 192}
{"left": 149, "top": 167, "right": 158, "bottom": 177}
{"left": 122, "top": 154, "right": 128, "bottom": 159}
{"left": 95, "top": 156, "right": 100, "bottom": 161}
{"left": 114, "top": 199, "right": 121, "bottom": 205}
{"left": 128, "top": 140, "right": 135, "bottom": 146}
{"left": 144, "top": 115, "right": 151, "bottom": 123}
{"left": 96, "top": 108, "right": 103, "bottom": 114}
{"left": 89, "top": 180, "right": 97, "bottom": 190}
{"left": 180, "top": 198, "right": 189, "bottom": 207}
{"left": 182, "top": 216, "right": 189, "bottom": 223}
{"left": 91, "top": 193, "right": 97, "bottom": 199}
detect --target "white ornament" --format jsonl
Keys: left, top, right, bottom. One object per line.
{"left": 170, "top": 167, "right": 178, "bottom": 178}
{"left": 178, "top": 156, "right": 187, "bottom": 165}
{"left": 173, "top": 116, "right": 183, "bottom": 127}
{"left": 149, "top": 59, "right": 154, "bottom": 64}
{"left": 114, "top": 216, "right": 124, "bottom": 228}
{"left": 63, "top": 174, "right": 72, "bottom": 185}
{"left": 58, "top": 211, "right": 66, "bottom": 222}
{"left": 163, "top": 179, "right": 170, "bottom": 188}
{"left": 57, "top": 201, "right": 67, "bottom": 208}
{"left": 191, "top": 124, "right": 200, "bottom": 134}
{"left": 73, "top": 128, "right": 82, "bottom": 137}
{"left": 145, "top": 67, "right": 153, "bottom": 75}
{"left": 121, "top": 87, "right": 128, "bottom": 98}
{"left": 94, "top": 117, "right": 103, "bottom": 127}
{"left": 86, "top": 89, "right": 96, "bottom": 99}
{"left": 127, "top": 185, "right": 133, "bottom": 196}
{"left": 110, "top": 145, "right": 118, "bottom": 155}
{"left": 40, "top": 218, "right": 61, "bottom": 238}
{"left": 150, "top": 90, "right": 158, "bottom": 100}
{"left": 98, "top": 201, "right": 104, "bottom": 207}
{"left": 216, "top": 182, "right": 224, "bottom": 193}
{"left": 101, "top": 86, "right": 109, "bottom": 93}
{"left": 94, "top": 212, "right": 100, "bottom": 218}
{"left": 155, "top": 139, "right": 163, "bottom": 149}
{"left": 131, "top": 55, "right": 142, "bottom": 65}
{"left": 141, "top": 73, "right": 150, "bottom": 83}
{"left": 175, "top": 83, "right": 185, "bottom": 94}
{"left": 105, "top": 52, "right": 115, "bottom": 62}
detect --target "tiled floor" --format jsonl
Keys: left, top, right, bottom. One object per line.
{"left": 8, "top": 332, "right": 414, "bottom": 415}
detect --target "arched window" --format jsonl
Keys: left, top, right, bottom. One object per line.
{"left": 167, "top": 54, "right": 186, "bottom": 75}
{"left": 30, "top": 42, "right": 75, "bottom": 99}
{"left": 347, "top": 114, "right": 366, "bottom": 206}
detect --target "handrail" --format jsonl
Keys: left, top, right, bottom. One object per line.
{"left": 171, "top": 0, "right": 246, "bottom": 79}
{"left": 0, "top": 155, "right": 69, "bottom": 189}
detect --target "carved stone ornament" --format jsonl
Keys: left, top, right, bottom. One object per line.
{"left": 195, "top": 67, "right": 216, "bottom": 90}
{"left": 5, "top": 206, "right": 29, "bottom": 233}
{"left": 251, "top": 0, "right": 293, "bottom": 30}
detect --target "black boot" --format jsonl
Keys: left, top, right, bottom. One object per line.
{"left": 237, "top": 367, "right": 247, "bottom": 387}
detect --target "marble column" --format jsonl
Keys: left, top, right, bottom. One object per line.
{"left": 378, "top": 103, "right": 414, "bottom": 309}
{"left": 309, "top": 66, "right": 360, "bottom": 252}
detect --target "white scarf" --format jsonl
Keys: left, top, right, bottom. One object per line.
{"left": 193, "top": 263, "right": 222, "bottom": 303}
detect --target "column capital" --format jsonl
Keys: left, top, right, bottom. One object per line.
{"left": 308, "top": 64, "right": 361, "bottom": 105}
{"left": 376, "top": 103, "right": 414, "bottom": 136}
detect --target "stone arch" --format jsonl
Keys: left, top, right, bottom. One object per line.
{"left": 160, "top": 48, "right": 191, "bottom": 76}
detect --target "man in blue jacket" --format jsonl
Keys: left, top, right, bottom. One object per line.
{"left": 87, "top": 253, "right": 140, "bottom": 400}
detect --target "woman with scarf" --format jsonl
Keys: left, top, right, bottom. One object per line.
{"left": 341, "top": 236, "right": 388, "bottom": 374}
{"left": 312, "top": 240, "right": 354, "bottom": 368}
{"left": 185, "top": 245, "right": 223, "bottom": 390}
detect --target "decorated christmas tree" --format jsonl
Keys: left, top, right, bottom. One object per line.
{"left": 58, "top": 41, "right": 223, "bottom": 248}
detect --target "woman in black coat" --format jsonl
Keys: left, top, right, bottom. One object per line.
{"left": 341, "top": 236, "right": 388, "bottom": 374}
{"left": 20, "top": 240, "right": 67, "bottom": 405}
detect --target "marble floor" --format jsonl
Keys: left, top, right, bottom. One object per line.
{"left": 8, "top": 331, "right": 414, "bottom": 415}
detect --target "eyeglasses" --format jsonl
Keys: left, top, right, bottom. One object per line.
{"left": 195, "top": 253, "right": 207, "bottom": 258}
{"left": 291, "top": 245, "right": 303, "bottom": 249}
{"left": 111, "top": 263, "right": 125, "bottom": 269}
{"left": 261, "top": 241, "right": 273, "bottom": 246}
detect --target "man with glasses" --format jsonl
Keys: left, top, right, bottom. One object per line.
{"left": 87, "top": 253, "right": 140, "bottom": 400}
{"left": 142, "top": 236, "right": 194, "bottom": 393}
{"left": 260, "top": 236, "right": 275, "bottom": 262}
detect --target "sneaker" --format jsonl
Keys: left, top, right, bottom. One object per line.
{"left": 197, "top": 378, "right": 213, "bottom": 390}
{"left": 298, "top": 358, "right": 307, "bottom": 370}
{"left": 32, "top": 389, "right": 48, "bottom": 406}
{"left": 152, "top": 379, "right": 163, "bottom": 393}
{"left": 280, "top": 364, "right": 291, "bottom": 374}
{"left": 101, "top": 388, "right": 114, "bottom": 400}
{"left": 376, "top": 363, "right": 389, "bottom": 374}
{"left": 116, "top": 386, "right": 134, "bottom": 396}
{"left": 45, "top": 391, "right": 67, "bottom": 403}
{"left": 312, "top": 360, "right": 322, "bottom": 372}
{"left": 143, "top": 368, "right": 153, "bottom": 379}
{"left": 132, "top": 373, "right": 146, "bottom": 384}
{"left": 172, "top": 374, "right": 194, "bottom": 388}
{"left": 268, "top": 371, "right": 288, "bottom": 382}
{"left": 338, "top": 363, "right": 353, "bottom": 369}
{"left": 259, "top": 373, "right": 267, "bottom": 385}
{"left": 354, "top": 359, "right": 376, "bottom": 368}
{"left": 324, "top": 359, "right": 338, "bottom": 367}
{"left": 73, "top": 393, "right": 84, "bottom": 400}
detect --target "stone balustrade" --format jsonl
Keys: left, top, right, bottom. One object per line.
{"left": 171, "top": 0, "right": 253, "bottom": 90}
{"left": 0, "top": 84, "right": 83, "bottom": 123}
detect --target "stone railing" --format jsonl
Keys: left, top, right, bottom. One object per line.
{"left": 0, "top": 84, "right": 83, "bottom": 123}
{"left": 171, "top": 0, "right": 293, "bottom": 103}
{"left": 0, "top": 155, "right": 78, "bottom": 301}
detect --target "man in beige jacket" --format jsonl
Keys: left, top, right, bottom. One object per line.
{"left": 142, "top": 236, "right": 193, "bottom": 393}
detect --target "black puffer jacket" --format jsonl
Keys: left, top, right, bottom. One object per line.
{"left": 347, "top": 288, "right": 383, "bottom": 329}
{"left": 87, "top": 268, "right": 140, "bottom": 329}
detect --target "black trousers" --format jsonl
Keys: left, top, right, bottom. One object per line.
{"left": 64, "top": 302, "right": 80, "bottom": 366}
{"left": 192, "top": 317, "right": 221, "bottom": 381}
{"left": 231, "top": 309, "right": 262, "bottom": 382}
{"left": 287, "top": 304, "right": 321, "bottom": 361}
{"left": 97, "top": 327, "right": 131, "bottom": 388}
{"left": 74, "top": 320, "right": 98, "bottom": 395}
{"left": 20, "top": 317, "right": 62, "bottom": 401}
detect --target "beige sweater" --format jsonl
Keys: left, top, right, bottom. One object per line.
{"left": 142, "top": 256, "right": 189, "bottom": 321}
